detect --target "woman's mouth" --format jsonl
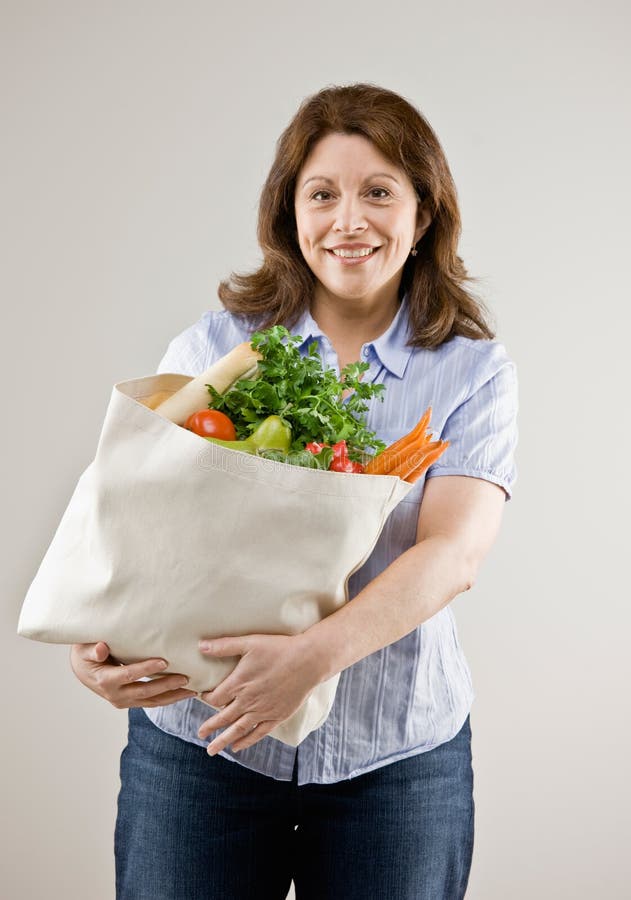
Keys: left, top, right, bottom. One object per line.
{"left": 326, "top": 246, "right": 380, "bottom": 266}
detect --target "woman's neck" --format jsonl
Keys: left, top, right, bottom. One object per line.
{"left": 310, "top": 289, "right": 401, "bottom": 348}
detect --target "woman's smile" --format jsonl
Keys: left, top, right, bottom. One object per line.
{"left": 326, "top": 245, "right": 381, "bottom": 266}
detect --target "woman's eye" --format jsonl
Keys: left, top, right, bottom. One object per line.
{"left": 311, "top": 190, "right": 333, "bottom": 201}
{"left": 368, "top": 187, "right": 391, "bottom": 199}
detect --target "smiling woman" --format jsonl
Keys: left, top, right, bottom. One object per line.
{"left": 69, "top": 82, "right": 519, "bottom": 900}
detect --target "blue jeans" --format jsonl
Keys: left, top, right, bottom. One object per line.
{"left": 115, "top": 707, "right": 474, "bottom": 899}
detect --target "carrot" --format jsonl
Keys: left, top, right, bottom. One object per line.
{"left": 387, "top": 439, "right": 442, "bottom": 480}
{"left": 389, "top": 440, "right": 450, "bottom": 482}
{"left": 377, "top": 433, "right": 432, "bottom": 475}
{"left": 364, "top": 406, "right": 434, "bottom": 476}
{"left": 405, "top": 442, "right": 450, "bottom": 483}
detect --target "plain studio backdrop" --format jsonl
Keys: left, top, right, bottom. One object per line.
{"left": 2, "top": 2, "right": 629, "bottom": 898}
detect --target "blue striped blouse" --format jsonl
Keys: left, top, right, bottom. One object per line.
{"left": 143, "top": 292, "right": 519, "bottom": 785}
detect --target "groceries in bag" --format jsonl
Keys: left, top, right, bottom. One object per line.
{"left": 140, "top": 324, "right": 449, "bottom": 481}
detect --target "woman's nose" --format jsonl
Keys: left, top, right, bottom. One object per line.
{"left": 332, "top": 194, "right": 367, "bottom": 233}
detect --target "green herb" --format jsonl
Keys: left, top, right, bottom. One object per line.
{"left": 205, "top": 325, "right": 387, "bottom": 459}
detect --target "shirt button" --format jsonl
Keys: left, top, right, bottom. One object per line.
{"left": 362, "top": 347, "right": 370, "bottom": 358}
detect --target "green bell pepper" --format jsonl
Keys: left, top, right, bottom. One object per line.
{"left": 204, "top": 414, "right": 292, "bottom": 455}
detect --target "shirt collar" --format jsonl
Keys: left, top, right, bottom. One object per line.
{"left": 290, "top": 292, "right": 414, "bottom": 379}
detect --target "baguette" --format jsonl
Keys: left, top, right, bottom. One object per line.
{"left": 137, "top": 389, "right": 175, "bottom": 410}
{"left": 153, "top": 341, "right": 263, "bottom": 425}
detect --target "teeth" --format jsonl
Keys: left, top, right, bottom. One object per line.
{"left": 331, "top": 247, "right": 375, "bottom": 258}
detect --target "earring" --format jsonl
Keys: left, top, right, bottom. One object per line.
{"left": 410, "top": 247, "right": 418, "bottom": 257}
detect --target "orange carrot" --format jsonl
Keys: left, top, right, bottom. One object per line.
{"left": 405, "top": 443, "right": 450, "bottom": 483}
{"left": 389, "top": 440, "right": 450, "bottom": 482}
{"left": 376, "top": 433, "right": 432, "bottom": 475}
{"left": 388, "top": 439, "right": 442, "bottom": 480}
{"left": 364, "top": 406, "right": 434, "bottom": 476}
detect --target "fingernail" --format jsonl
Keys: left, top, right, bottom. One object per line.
{"left": 157, "top": 660, "right": 168, "bottom": 670}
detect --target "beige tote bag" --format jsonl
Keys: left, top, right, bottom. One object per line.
{"left": 18, "top": 372, "right": 414, "bottom": 746}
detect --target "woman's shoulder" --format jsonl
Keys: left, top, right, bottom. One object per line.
{"left": 156, "top": 306, "right": 260, "bottom": 375}
{"left": 442, "top": 335, "right": 518, "bottom": 403}
{"left": 405, "top": 334, "right": 516, "bottom": 405}
{"left": 430, "top": 334, "right": 516, "bottom": 377}
{"left": 438, "top": 333, "right": 513, "bottom": 360}
{"left": 201, "top": 306, "right": 268, "bottom": 338}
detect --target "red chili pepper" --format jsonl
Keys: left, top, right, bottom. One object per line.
{"left": 305, "top": 439, "right": 364, "bottom": 472}
{"left": 329, "top": 440, "right": 365, "bottom": 473}
{"left": 330, "top": 456, "right": 365, "bottom": 473}
{"left": 305, "top": 441, "right": 329, "bottom": 454}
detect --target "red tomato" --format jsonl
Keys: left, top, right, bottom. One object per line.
{"left": 184, "top": 409, "right": 237, "bottom": 440}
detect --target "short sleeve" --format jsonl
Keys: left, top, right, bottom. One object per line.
{"left": 425, "top": 353, "right": 519, "bottom": 501}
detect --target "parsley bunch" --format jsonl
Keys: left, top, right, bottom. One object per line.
{"left": 205, "top": 325, "right": 387, "bottom": 460}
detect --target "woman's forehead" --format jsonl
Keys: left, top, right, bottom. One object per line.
{"left": 298, "top": 133, "right": 406, "bottom": 185}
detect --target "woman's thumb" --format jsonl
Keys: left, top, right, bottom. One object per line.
{"left": 92, "top": 641, "right": 110, "bottom": 662}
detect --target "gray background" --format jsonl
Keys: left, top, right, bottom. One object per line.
{"left": 3, "top": 1, "right": 629, "bottom": 897}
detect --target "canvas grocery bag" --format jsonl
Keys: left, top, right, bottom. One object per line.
{"left": 18, "top": 373, "right": 414, "bottom": 746}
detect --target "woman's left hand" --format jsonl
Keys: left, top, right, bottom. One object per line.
{"left": 196, "top": 632, "right": 323, "bottom": 755}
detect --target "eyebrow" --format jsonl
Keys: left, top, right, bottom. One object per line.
{"left": 300, "top": 172, "right": 401, "bottom": 189}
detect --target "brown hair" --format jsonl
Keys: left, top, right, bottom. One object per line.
{"left": 217, "top": 82, "right": 496, "bottom": 347}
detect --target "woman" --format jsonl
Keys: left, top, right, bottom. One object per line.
{"left": 71, "top": 83, "right": 518, "bottom": 899}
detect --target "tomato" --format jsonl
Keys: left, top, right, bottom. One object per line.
{"left": 184, "top": 409, "right": 237, "bottom": 440}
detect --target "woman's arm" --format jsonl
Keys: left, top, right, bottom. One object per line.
{"left": 302, "top": 474, "right": 507, "bottom": 684}
{"left": 195, "top": 475, "right": 507, "bottom": 755}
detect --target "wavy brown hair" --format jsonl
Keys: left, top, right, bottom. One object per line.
{"left": 217, "top": 82, "right": 496, "bottom": 347}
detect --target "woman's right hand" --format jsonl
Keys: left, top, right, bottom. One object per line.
{"left": 69, "top": 641, "right": 198, "bottom": 708}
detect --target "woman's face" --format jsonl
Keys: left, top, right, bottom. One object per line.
{"left": 294, "top": 132, "right": 431, "bottom": 312}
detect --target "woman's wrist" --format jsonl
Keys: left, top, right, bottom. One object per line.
{"left": 295, "top": 622, "right": 346, "bottom": 685}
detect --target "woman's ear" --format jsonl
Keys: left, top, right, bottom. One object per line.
{"left": 414, "top": 202, "right": 432, "bottom": 244}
